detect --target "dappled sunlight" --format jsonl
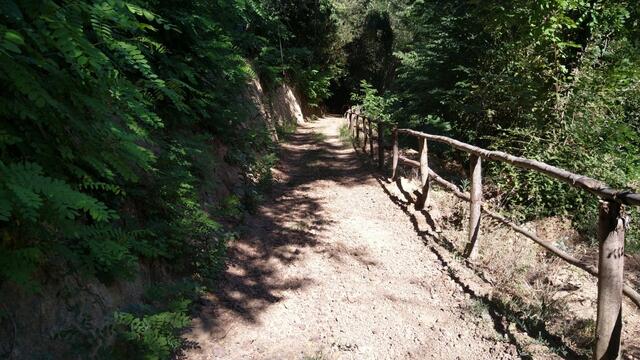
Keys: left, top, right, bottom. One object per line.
{"left": 183, "top": 116, "right": 383, "bottom": 358}
{"left": 184, "top": 116, "right": 524, "bottom": 359}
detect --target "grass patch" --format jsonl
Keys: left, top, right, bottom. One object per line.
{"left": 469, "top": 298, "right": 489, "bottom": 317}
{"left": 312, "top": 132, "right": 327, "bottom": 142}
{"left": 339, "top": 123, "right": 352, "bottom": 144}
{"left": 276, "top": 121, "right": 297, "bottom": 140}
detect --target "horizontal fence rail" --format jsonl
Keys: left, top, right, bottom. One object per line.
{"left": 397, "top": 129, "right": 640, "bottom": 206}
{"left": 345, "top": 109, "right": 639, "bottom": 360}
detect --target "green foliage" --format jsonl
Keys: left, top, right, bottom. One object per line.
{"left": 275, "top": 121, "right": 298, "bottom": 141}
{"left": 0, "top": 0, "right": 245, "bottom": 290}
{"left": 388, "top": 0, "right": 640, "bottom": 247}
{"left": 113, "top": 299, "right": 190, "bottom": 359}
{"left": 350, "top": 80, "right": 395, "bottom": 123}
{"left": 326, "top": 2, "right": 402, "bottom": 111}
{"left": 344, "top": 9, "right": 395, "bottom": 91}
{"left": 114, "top": 310, "right": 188, "bottom": 359}
{"left": 104, "top": 280, "right": 205, "bottom": 359}
{"left": 298, "top": 67, "right": 335, "bottom": 107}
{"left": 0, "top": 0, "right": 340, "bottom": 357}
{"left": 250, "top": 0, "right": 341, "bottom": 104}
{"left": 219, "top": 195, "right": 244, "bottom": 221}
{"left": 0, "top": 0, "right": 343, "bottom": 293}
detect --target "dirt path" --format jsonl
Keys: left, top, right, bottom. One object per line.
{"left": 183, "top": 116, "right": 520, "bottom": 359}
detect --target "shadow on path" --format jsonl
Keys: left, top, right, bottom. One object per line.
{"left": 373, "top": 175, "right": 586, "bottom": 360}
{"left": 187, "top": 118, "right": 371, "bottom": 344}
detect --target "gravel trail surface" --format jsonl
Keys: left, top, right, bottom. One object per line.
{"left": 183, "top": 116, "right": 520, "bottom": 359}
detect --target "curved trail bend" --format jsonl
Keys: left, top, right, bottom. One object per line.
{"left": 183, "top": 116, "right": 520, "bottom": 359}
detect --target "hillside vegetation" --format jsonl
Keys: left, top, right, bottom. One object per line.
{"left": 2, "top": 0, "right": 640, "bottom": 358}
{"left": 0, "top": 0, "right": 338, "bottom": 357}
{"left": 339, "top": 0, "right": 640, "bottom": 248}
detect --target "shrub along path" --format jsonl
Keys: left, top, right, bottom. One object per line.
{"left": 182, "top": 116, "right": 524, "bottom": 359}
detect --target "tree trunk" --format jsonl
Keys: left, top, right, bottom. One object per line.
{"left": 355, "top": 115, "right": 360, "bottom": 145}
{"left": 362, "top": 117, "right": 368, "bottom": 152}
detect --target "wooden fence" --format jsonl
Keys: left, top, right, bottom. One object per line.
{"left": 345, "top": 108, "right": 639, "bottom": 360}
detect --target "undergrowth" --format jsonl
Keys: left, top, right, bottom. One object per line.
{"left": 276, "top": 121, "right": 298, "bottom": 141}
{"left": 108, "top": 280, "right": 204, "bottom": 359}
{"left": 0, "top": 0, "right": 338, "bottom": 358}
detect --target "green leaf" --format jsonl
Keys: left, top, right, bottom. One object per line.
{"left": 4, "top": 30, "right": 24, "bottom": 45}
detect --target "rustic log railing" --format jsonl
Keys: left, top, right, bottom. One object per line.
{"left": 347, "top": 108, "right": 385, "bottom": 170}
{"left": 345, "top": 108, "right": 639, "bottom": 360}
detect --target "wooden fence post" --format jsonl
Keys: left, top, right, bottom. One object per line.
{"left": 368, "top": 118, "right": 374, "bottom": 158}
{"left": 355, "top": 115, "right": 360, "bottom": 145}
{"left": 415, "top": 138, "right": 430, "bottom": 210}
{"left": 362, "top": 117, "right": 368, "bottom": 153}
{"left": 391, "top": 128, "right": 399, "bottom": 180}
{"left": 465, "top": 155, "right": 482, "bottom": 259}
{"left": 594, "top": 201, "right": 626, "bottom": 360}
{"left": 377, "top": 121, "right": 384, "bottom": 169}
